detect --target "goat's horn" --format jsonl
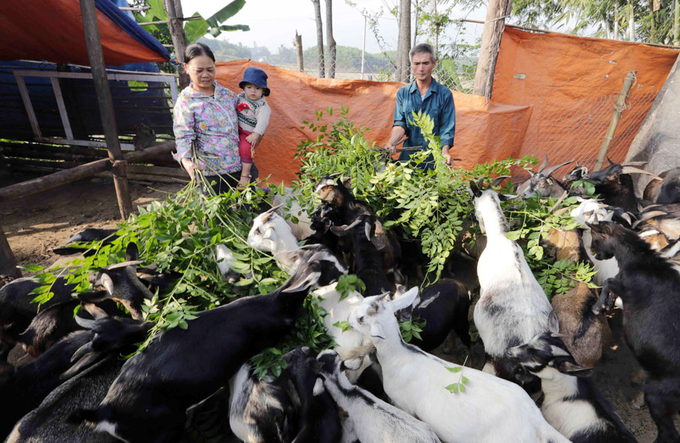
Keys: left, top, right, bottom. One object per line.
{"left": 642, "top": 210, "right": 668, "bottom": 221}
{"left": 75, "top": 316, "right": 96, "bottom": 330}
{"left": 623, "top": 161, "right": 649, "bottom": 167}
{"left": 345, "top": 218, "right": 363, "bottom": 231}
{"left": 82, "top": 303, "right": 108, "bottom": 320}
{"left": 261, "top": 203, "right": 283, "bottom": 223}
{"left": 104, "top": 260, "right": 144, "bottom": 271}
{"left": 537, "top": 154, "right": 549, "bottom": 173}
{"left": 542, "top": 160, "right": 574, "bottom": 178}
{"left": 492, "top": 176, "right": 511, "bottom": 187}
{"left": 621, "top": 166, "right": 662, "bottom": 180}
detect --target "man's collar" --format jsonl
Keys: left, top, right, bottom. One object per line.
{"left": 407, "top": 78, "right": 440, "bottom": 94}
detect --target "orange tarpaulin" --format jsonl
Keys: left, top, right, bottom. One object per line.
{"left": 216, "top": 60, "right": 533, "bottom": 185}
{"left": 492, "top": 27, "right": 678, "bottom": 170}
{"left": 0, "top": 0, "right": 167, "bottom": 65}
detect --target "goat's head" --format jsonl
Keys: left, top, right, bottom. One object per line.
{"left": 247, "top": 204, "right": 297, "bottom": 254}
{"left": 582, "top": 160, "right": 659, "bottom": 188}
{"left": 281, "top": 244, "right": 347, "bottom": 288}
{"left": 585, "top": 221, "right": 623, "bottom": 261}
{"left": 348, "top": 287, "right": 419, "bottom": 343}
{"left": 314, "top": 173, "right": 352, "bottom": 206}
{"left": 312, "top": 348, "right": 365, "bottom": 393}
{"left": 84, "top": 243, "right": 152, "bottom": 320}
{"left": 516, "top": 156, "right": 573, "bottom": 198}
{"left": 469, "top": 177, "right": 512, "bottom": 235}
{"left": 506, "top": 331, "right": 591, "bottom": 380}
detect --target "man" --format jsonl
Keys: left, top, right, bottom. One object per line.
{"left": 385, "top": 43, "right": 456, "bottom": 168}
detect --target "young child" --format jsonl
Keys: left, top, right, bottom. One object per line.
{"left": 236, "top": 67, "right": 272, "bottom": 187}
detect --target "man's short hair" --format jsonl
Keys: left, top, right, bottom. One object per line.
{"left": 410, "top": 43, "right": 437, "bottom": 63}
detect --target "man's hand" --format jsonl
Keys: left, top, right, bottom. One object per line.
{"left": 442, "top": 146, "right": 455, "bottom": 168}
{"left": 386, "top": 143, "right": 397, "bottom": 155}
{"left": 181, "top": 157, "right": 203, "bottom": 179}
{"left": 246, "top": 132, "right": 262, "bottom": 148}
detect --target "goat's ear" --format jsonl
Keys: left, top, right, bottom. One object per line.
{"left": 370, "top": 322, "right": 386, "bottom": 340}
{"left": 341, "top": 356, "right": 363, "bottom": 371}
{"left": 547, "top": 310, "right": 560, "bottom": 335}
{"left": 263, "top": 227, "right": 277, "bottom": 241}
{"left": 126, "top": 242, "right": 139, "bottom": 262}
{"left": 498, "top": 193, "right": 518, "bottom": 202}
{"left": 469, "top": 179, "right": 482, "bottom": 198}
{"left": 313, "top": 378, "right": 325, "bottom": 396}
{"left": 491, "top": 176, "right": 510, "bottom": 188}
{"left": 364, "top": 220, "right": 372, "bottom": 242}
{"left": 309, "top": 359, "right": 324, "bottom": 374}
{"left": 342, "top": 176, "right": 352, "bottom": 189}
{"left": 389, "top": 286, "right": 419, "bottom": 312}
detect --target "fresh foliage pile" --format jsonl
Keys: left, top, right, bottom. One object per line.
{"left": 290, "top": 106, "right": 596, "bottom": 296}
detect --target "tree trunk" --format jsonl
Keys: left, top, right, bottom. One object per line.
{"left": 163, "top": 0, "right": 190, "bottom": 90}
{"left": 628, "top": 3, "right": 635, "bottom": 41}
{"left": 473, "top": 0, "right": 513, "bottom": 97}
{"left": 614, "top": 6, "right": 619, "bottom": 40}
{"left": 674, "top": 0, "right": 679, "bottom": 46}
{"left": 396, "top": 0, "right": 412, "bottom": 83}
{"left": 294, "top": 31, "right": 304, "bottom": 72}
{"left": 311, "top": 0, "right": 325, "bottom": 78}
{"left": 433, "top": 0, "right": 439, "bottom": 56}
{"left": 413, "top": 0, "right": 420, "bottom": 47}
{"left": 325, "top": 0, "right": 336, "bottom": 78}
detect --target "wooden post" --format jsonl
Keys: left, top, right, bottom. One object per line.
{"left": 294, "top": 31, "right": 304, "bottom": 72}
{"left": 0, "top": 220, "right": 21, "bottom": 278}
{"left": 80, "top": 0, "right": 133, "bottom": 220}
{"left": 473, "top": 0, "right": 513, "bottom": 98}
{"left": 164, "top": 0, "right": 190, "bottom": 90}
{"left": 594, "top": 70, "right": 637, "bottom": 170}
{"left": 675, "top": 0, "right": 680, "bottom": 46}
{"left": 396, "top": 0, "right": 411, "bottom": 83}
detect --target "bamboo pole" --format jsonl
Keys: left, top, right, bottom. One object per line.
{"left": 80, "top": 0, "right": 133, "bottom": 220}
{"left": 163, "top": 0, "right": 190, "bottom": 90}
{"left": 594, "top": 70, "right": 637, "bottom": 171}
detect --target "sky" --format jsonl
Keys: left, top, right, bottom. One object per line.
{"left": 179, "top": 0, "right": 488, "bottom": 54}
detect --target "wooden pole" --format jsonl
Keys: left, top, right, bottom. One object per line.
{"left": 396, "top": 0, "right": 411, "bottom": 83}
{"left": 163, "top": 0, "right": 190, "bottom": 90}
{"left": 0, "top": 220, "right": 21, "bottom": 278}
{"left": 79, "top": 0, "right": 133, "bottom": 220}
{"left": 594, "top": 70, "right": 637, "bottom": 170}
{"left": 294, "top": 31, "right": 304, "bottom": 72}
{"left": 325, "top": 0, "right": 336, "bottom": 78}
{"left": 473, "top": 0, "right": 513, "bottom": 98}
{"left": 0, "top": 142, "right": 176, "bottom": 203}
{"left": 675, "top": 0, "right": 680, "bottom": 46}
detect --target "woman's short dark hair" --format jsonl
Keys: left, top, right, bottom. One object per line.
{"left": 185, "top": 42, "right": 215, "bottom": 64}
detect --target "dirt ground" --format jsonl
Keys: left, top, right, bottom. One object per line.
{"left": 2, "top": 170, "right": 679, "bottom": 442}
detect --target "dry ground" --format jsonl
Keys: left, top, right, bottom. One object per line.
{"left": 2, "top": 170, "right": 679, "bottom": 442}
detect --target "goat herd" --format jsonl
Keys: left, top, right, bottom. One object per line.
{"left": 2, "top": 157, "right": 680, "bottom": 443}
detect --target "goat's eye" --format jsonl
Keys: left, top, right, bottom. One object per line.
{"left": 254, "top": 228, "right": 261, "bottom": 235}
{"left": 357, "top": 316, "right": 364, "bottom": 324}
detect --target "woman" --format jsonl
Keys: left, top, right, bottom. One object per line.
{"left": 173, "top": 43, "right": 257, "bottom": 193}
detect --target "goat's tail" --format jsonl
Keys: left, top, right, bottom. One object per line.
{"left": 574, "top": 293, "right": 600, "bottom": 341}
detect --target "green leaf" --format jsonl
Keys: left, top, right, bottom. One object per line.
{"left": 205, "top": 0, "right": 246, "bottom": 27}
{"left": 446, "top": 366, "right": 463, "bottom": 373}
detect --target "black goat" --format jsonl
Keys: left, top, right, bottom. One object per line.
{"left": 331, "top": 214, "right": 391, "bottom": 296}
{"left": 589, "top": 221, "right": 680, "bottom": 442}
{"left": 395, "top": 279, "right": 471, "bottom": 352}
{"left": 52, "top": 228, "right": 119, "bottom": 256}
{"left": 580, "top": 160, "right": 656, "bottom": 213}
{"left": 643, "top": 167, "right": 680, "bottom": 204}
{"left": 69, "top": 250, "right": 342, "bottom": 443}
{"left": 281, "top": 346, "right": 343, "bottom": 443}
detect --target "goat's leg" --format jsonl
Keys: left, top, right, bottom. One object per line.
{"left": 645, "top": 378, "right": 680, "bottom": 443}
{"left": 592, "top": 278, "right": 623, "bottom": 315}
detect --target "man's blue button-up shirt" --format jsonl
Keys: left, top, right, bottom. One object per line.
{"left": 393, "top": 78, "right": 456, "bottom": 163}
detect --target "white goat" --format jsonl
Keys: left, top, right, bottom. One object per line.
{"left": 272, "top": 189, "right": 314, "bottom": 241}
{"left": 247, "top": 205, "right": 300, "bottom": 272}
{"left": 347, "top": 288, "right": 569, "bottom": 443}
{"left": 314, "top": 349, "right": 442, "bottom": 443}
{"left": 312, "top": 283, "right": 371, "bottom": 382}
{"left": 470, "top": 180, "right": 555, "bottom": 373}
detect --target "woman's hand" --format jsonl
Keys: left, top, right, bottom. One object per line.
{"left": 246, "top": 132, "right": 262, "bottom": 149}
{"left": 181, "top": 157, "right": 203, "bottom": 179}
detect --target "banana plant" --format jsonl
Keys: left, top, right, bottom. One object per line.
{"left": 134, "top": 0, "right": 250, "bottom": 43}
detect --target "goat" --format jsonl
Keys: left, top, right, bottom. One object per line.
{"left": 330, "top": 214, "right": 391, "bottom": 296}
{"left": 588, "top": 220, "right": 680, "bottom": 442}
{"left": 313, "top": 348, "right": 441, "bottom": 443}
{"left": 79, "top": 243, "right": 153, "bottom": 320}
{"left": 68, "top": 249, "right": 342, "bottom": 443}
{"left": 643, "top": 166, "right": 680, "bottom": 204}
{"left": 271, "top": 188, "right": 315, "bottom": 241}
{"left": 0, "top": 330, "right": 94, "bottom": 438}
{"left": 469, "top": 178, "right": 555, "bottom": 391}
{"left": 0, "top": 276, "right": 75, "bottom": 360}
{"left": 541, "top": 226, "right": 611, "bottom": 368}
{"left": 507, "top": 331, "right": 636, "bottom": 443}
{"left": 279, "top": 346, "right": 343, "bottom": 443}
{"left": 52, "top": 228, "right": 119, "bottom": 256}
{"left": 346, "top": 288, "right": 569, "bottom": 443}
{"left": 395, "top": 279, "right": 471, "bottom": 352}
{"left": 248, "top": 204, "right": 301, "bottom": 272}
{"left": 516, "top": 155, "right": 573, "bottom": 198}
{"left": 580, "top": 160, "right": 659, "bottom": 213}
{"left": 228, "top": 362, "right": 298, "bottom": 443}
